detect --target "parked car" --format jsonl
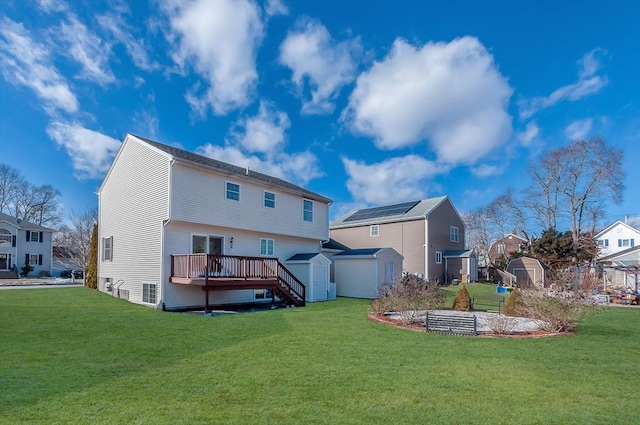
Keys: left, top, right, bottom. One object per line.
{"left": 60, "top": 269, "right": 84, "bottom": 279}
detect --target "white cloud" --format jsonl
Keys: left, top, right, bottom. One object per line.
{"left": 344, "top": 36, "right": 513, "bottom": 166}
{"left": 46, "top": 122, "right": 121, "bottom": 180}
{"left": 197, "top": 144, "right": 321, "bottom": 186}
{"left": 97, "top": 13, "right": 158, "bottom": 72}
{"left": 265, "top": 0, "right": 289, "bottom": 16}
{"left": 280, "top": 19, "right": 360, "bottom": 114}
{"left": 37, "top": 0, "right": 68, "bottom": 13}
{"left": 235, "top": 101, "right": 290, "bottom": 153}
{"left": 0, "top": 17, "right": 78, "bottom": 114}
{"left": 58, "top": 15, "right": 114, "bottom": 85}
{"left": 517, "top": 121, "right": 539, "bottom": 146}
{"left": 161, "top": 0, "right": 264, "bottom": 116}
{"left": 564, "top": 118, "right": 593, "bottom": 141}
{"left": 519, "top": 49, "right": 608, "bottom": 119}
{"left": 470, "top": 163, "right": 503, "bottom": 178}
{"left": 342, "top": 155, "right": 444, "bottom": 204}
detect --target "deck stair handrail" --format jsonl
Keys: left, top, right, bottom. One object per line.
{"left": 171, "top": 254, "right": 305, "bottom": 306}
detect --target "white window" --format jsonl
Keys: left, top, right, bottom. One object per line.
{"left": 102, "top": 236, "right": 113, "bottom": 261}
{"left": 260, "top": 238, "right": 274, "bottom": 256}
{"left": 450, "top": 226, "right": 459, "bottom": 242}
{"left": 142, "top": 282, "right": 157, "bottom": 304}
{"left": 0, "top": 229, "right": 11, "bottom": 244}
{"left": 619, "top": 239, "right": 635, "bottom": 247}
{"left": 264, "top": 191, "right": 276, "bottom": 208}
{"left": 303, "top": 199, "right": 313, "bottom": 222}
{"left": 370, "top": 225, "right": 379, "bottom": 237}
{"left": 226, "top": 182, "right": 240, "bottom": 201}
{"left": 254, "top": 289, "right": 273, "bottom": 301}
{"left": 497, "top": 243, "right": 505, "bottom": 254}
{"left": 435, "top": 251, "right": 442, "bottom": 264}
{"left": 28, "top": 254, "right": 39, "bottom": 265}
{"left": 30, "top": 231, "right": 39, "bottom": 242}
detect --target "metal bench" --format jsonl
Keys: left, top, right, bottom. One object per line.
{"left": 425, "top": 312, "right": 478, "bottom": 336}
{"left": 471, "top": 294, "right": 506, "bottom": 314}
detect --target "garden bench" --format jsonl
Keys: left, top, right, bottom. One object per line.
{"left": 425, "top": 312, "right": 478, "bottom": 336}
{"left": 471, "top": 294, "right": 506, "bottom": 314}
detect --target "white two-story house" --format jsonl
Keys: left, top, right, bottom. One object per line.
{"left": 594, "top": 220, "right": 640, "bottom": 259}
{"left": 0, "top": 212, "right": 53, "bottom": 278}
{"left": 97, "top": 134, "right": 333, "bottom": 310}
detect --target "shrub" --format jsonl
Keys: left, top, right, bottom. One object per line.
{"left": 486, "top": 315, "right": 518, "bottom": 335}
{"left": 372, "top": 275, "right": 445, "bottom": 324}
{"left": 20, "top": 263, "right": 33, "bottom": 277}
{"left": 512, "top": 289, "right": 601, "bottom": 332}
{"left": 504, "top": 288, "right": 529, "bottom": 317}
{"left": 452, "top": 284, "right": 471, "bottom": 311}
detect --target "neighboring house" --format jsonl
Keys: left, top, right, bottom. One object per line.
{"left": 488, "top": 233, "right": 527, "bottom": 266}
{"left": 597, "top": 245, "right": 640, "bottom": 291}
{"left": 330, "top": 196, "right": 465, "bottom": 283}
{"left": 507, "top": 257, "right": 548, "bottom": 288}
{"left": 97, "top": 134, "right": 333, "bottom": 310}
{"left": 594, "top": 220, "right": 640, "bottom": 259}
{"left": 333, "top": 248, "right": 403, "bottom": 299}
{"left": 0, "top": 212, "right": 53, "bottom": 278}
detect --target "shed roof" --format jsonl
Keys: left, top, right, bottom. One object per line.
{"left": 330, "top": 196, "right": 449, "bottom": 228}
{"left": 321, "top": 238, "right": 351, "bottom": 251}
{"left": 131, "top": 134, "right": 332, "bottom": 204}
{"left": 443, "top": 249, "right": 475, "bottom": 258}
{"left": 287, "top": 253, "right": 322, "bottom": 262}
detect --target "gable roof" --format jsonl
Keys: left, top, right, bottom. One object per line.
{"left": 443, "top": 249, "right": 476, "bottom": 258}
{"left": 594, "top": 220, "right": 640, "bottom": 239}
{"left": 123, "top": 134, "right": 332, "bottom": 204}
{"left": 330, "top": 195, "right": 450, "bottom": 228}
{"left": 597, "top": 245, "right": 640, "bottom": 263}
{"left": 0, "top": 212, "right": 53, "bottom": 232}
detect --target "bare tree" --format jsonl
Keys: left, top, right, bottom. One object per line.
{"left": 528, "top": 137, "right": 625, "bottom": 261}
{"left": 463, "top": 208, "right": 491, "bottom": 251}
{"left": 53, "top": 208, "right": 98, "bottom": 277}
{"left": 0, "top": 163, "right": 62, "bottom": 228}
{"left": 524, "top": 150, "right": 566, "bottom": 230}
{"left": 485, "top": 190, "right": 530, "bottom": 241}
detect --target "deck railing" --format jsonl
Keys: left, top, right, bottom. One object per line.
{"left": 170, "top": 254, "right": 305, "bottom": 305}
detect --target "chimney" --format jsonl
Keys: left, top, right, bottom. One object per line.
{"left": 625, "top": 215, "right": 628, "bottom": 224}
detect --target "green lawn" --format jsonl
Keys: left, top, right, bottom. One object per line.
{"left": 1, "top": 287, "right": 639, "bottom": 424}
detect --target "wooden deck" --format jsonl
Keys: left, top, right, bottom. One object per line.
{"left": 170, "top": 254, "right": 306, "bottom": 307}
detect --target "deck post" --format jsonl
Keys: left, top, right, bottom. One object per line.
{"left": 205, "top": 287, "right": 209, "bottom": 314}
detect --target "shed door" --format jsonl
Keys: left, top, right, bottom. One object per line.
{"left": 385, "top": 261, "right": 395, "bottom": 284}
{"left": 514, "top": 268, "right": 535, "bottom": 288}
{"left": 313, "top": 265, "right": 327, "bottom": 301}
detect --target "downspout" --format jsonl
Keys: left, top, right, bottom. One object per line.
{"left": 424, "top": 214, "right": 429, "bottom": 281}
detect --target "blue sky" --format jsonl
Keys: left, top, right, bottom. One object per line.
{"left": 1, "top": 0, "right": 638, "bottom": 230}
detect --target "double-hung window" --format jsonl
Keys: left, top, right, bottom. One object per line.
{"left": 435, "top": 251, "right": 442, "bottom": 264}
{"left": 303, "top": 199, "right": 313, "bottom": 222}
{"left": 102, "top": 236, "right": 113, "bottom": 261}
{"left": 264, "top": 191, "right": 276, "bottom": 208}
{"left": 450, "top": 226, "right": 459, "bottom": 243}
{"left": 226, "top": 182, "right": 240, "bottom": 201}
{"left": 497, "top": 243, "right": 505, "bottom": 254}
{"left": 370, "top": 225, "right": 379, "bottom": 237}
{"left": 260, "top": 238, "right": 274, "bottom": 256}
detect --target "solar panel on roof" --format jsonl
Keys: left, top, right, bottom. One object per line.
{"left": 344, "top": 200, "right": 420, "bottom": 222}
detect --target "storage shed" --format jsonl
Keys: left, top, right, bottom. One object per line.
{"left": 285, "top": 253, "right": 332, "bottom": 302}
{"left": 333, "top": 248, "right": 403, "bottom": 299}
{"left": 507, "top": 257, "right": 548, "bottom": 288}
{"left": 443, "top": 249, "right": 478, "bottom": 284}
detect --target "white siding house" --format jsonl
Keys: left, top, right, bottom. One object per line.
{"left": 594, "top": 220, "right": 640, "bottom": 259}
{"left": 0, "top": 212, "right": 53, "bottom": 278}
{"left": 97, "top": 134, "right": 333, "bottom": 310}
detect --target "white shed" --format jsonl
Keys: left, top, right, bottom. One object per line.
{"left": 285, "top": 253, "right": 332, "bottom": 302}
{"left": 333, "top": 248, "right": 403, "bottom": 299}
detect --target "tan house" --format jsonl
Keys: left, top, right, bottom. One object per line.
{"left": 330, "top": 196, "right": 465, "bottom": 283}
{"left": 97, "top": 134, "right": 333, "bottom": 311}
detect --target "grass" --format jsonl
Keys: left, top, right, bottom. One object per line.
{"left": 1, "top": 287, "right": 639, "bottom": 424}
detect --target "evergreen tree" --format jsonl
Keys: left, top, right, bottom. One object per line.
{"left": 452, "top": 284, "right": 471, "bottom": 311}
{"left": 85, "top": 224, "right": 98, "bottom": 289}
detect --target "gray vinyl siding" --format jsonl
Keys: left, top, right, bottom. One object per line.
{"left": 170, "top": 162, "right": 329, "bottom": 241}
{"left": 425, "top": 199, "right": 465, "bottom": 282}
{"left": 98, "top": 138, "right": 170, "bottom": 306}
